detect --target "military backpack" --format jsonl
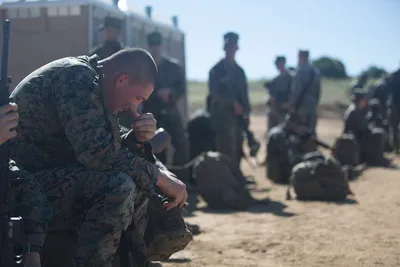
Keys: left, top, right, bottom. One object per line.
{"left": 287, "top": 151, "right": 353, "bottom": 201}
{"left": 193, "top": 151, "right": 253, "bottom": 210}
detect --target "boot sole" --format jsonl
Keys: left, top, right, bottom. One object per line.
{"left": 146, "top": 230, "right": 193, "bottom": 261}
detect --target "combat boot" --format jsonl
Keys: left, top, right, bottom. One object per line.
{"left": 144, "top": 194, "right": 193, "bottom": 261}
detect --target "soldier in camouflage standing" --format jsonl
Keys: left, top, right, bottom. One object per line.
{"left": 10, "top": 49, "right": 187, "bottom": 267}
{"left": 388, "top": 68, "right": 400, "bottom": 154}
{"left": 208, "top": 32, "right": 251, "bottom": 167}
{"left": 265, "top": 56, "right": 292, "bottom": 132}
{"left": 0, "top": 102, "right": 52, "bottom": 267}
{"left": 289, "top": 50, "right": 321, "bottom": 134}
{"left": 89, "top": 16, "right": 124, "bottom": 59}
{"left": 142, "top": 31, "right": 189, "bottom": 168}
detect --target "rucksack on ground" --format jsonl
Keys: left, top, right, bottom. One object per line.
{"left": 287, "top": 151, "right": 353, "bottom": 201}
{"left": 332, "top": 133, "right": 360, "bottom": 167}
{"left": 193, "top": 151, "right": 253, "bottom": 210}
{"left": 266, "top": 126, "right": 293, "bottom": 184}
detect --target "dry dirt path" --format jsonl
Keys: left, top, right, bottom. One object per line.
{"left": 163, "top": 114, "right": 400, "bottom": 267}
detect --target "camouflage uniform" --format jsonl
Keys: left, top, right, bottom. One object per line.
{"left": 88, "top": 16, "right": 125, "bottom": 59}
{"left": 344, "top": 90, "right": 387, "bottom": 165}
{"left": 208, "top": 32, "right": 250, "bottom": 167}
{"left": 344, "top": 103, "right": 369, "bottom": 141}
{"left": 8, "top": 159, "right": 52, "bottom": 253}
{"left": 289, "top": 50, "right": 321, "bottom": 134}
{"left": 140, "top": 32, "right": 189, "bottom": 167}
{"left": 10, "top": 55, "right": 160, "bottom": 267}
{"left": 388, "top": 69, "right": 400, "bottom": 153}
{"left": 265, "top": 56, "right": 292, "bottom": 131}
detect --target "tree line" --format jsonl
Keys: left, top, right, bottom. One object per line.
{"left": 311, "top": 56, "right": 387, "bottom": 79}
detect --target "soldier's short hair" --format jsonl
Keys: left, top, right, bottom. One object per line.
{"left": 100, "top": 16, "right": 122, "bottom": 31}
{"left": 108, "top": 48, "right": 158, "bottom": 84}
{"left": 298, "top": 50, "right": 309, "bottom": 58}
{"left": 275, "top": 56, "right": 286, "bottom": 64}
{"left": 224, "top": 32, "right": 239, "bottom": 45}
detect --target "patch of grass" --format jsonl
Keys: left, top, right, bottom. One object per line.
{"left": 187, "top": 78, "right": 353, "bottom": 112}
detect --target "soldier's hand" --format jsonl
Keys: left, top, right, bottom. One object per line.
{"left": 157, "top": 169, "right": 188, "bottom": 210}
{"left": 131, "top": 112, "right": 157, "bottom": 143}
{"left": 0, "top": 103, "right": 18, "bottom": 145}
{"left": 233, "top": 101, "right": 243, "bottom": 115}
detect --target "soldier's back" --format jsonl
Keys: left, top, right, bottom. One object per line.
{"left": 10, "top": 56, "right": 99, "bottom": 171}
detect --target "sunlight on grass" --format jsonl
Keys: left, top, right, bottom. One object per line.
{"left": 187, "top": 78, "right": 353, "bottom": 110}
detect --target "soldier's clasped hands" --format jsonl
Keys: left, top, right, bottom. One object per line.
{"left": 0, "top": 102, "right": 19, "bottom": 145}
{"left": 130, "top": 112, "right": 157, "bottom": 143}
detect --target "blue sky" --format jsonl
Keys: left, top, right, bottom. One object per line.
{"left": 121, "top": 0, "right": 399, "bottom": 80}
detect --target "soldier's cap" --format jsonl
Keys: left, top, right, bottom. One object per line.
{"left": 224, "top": 32, "right": 239, "bottom": 45}
{"left": 147, "top": 31, "right": 163, "bottom": 46}
{"left": 275, "top": 56, "right": 286, "bottom": 64}
{"left": 298, "top": 50, "right": 309, "bottom": 57}
{"left": 368, "top": 98, "right": 381, "bottom": 107}
{"left": 99, "top": 16, "right": 122, "bottom": 31}
{"left": 351, "top": 89, "right": 369, "bottom": 103}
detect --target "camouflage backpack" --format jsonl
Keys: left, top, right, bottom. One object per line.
{"left": 193, "top": 151, "right": 253, "bottom": 210}
{"left": 266, "top": 125, "right": 315, "bottom": 184}
{"left": 266, "top": 125, "right": 293, "bottom": 184}
{"left": 332, "top": 133, "right": 360, "bottom": 167}
{"left": 287, "top": 151, "right": 353, "bottom": 201}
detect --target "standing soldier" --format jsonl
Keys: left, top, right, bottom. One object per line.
{"left": 142, "top": 31, "right": 189, "bottom": 168}
{"left": 265, "top": 56, "right": 292, "bottom": 132}
{"left": 89, "top": 16, "right": 124, "bottom": 59}
{"left": 208, "top": 32, "right": 251, "bottom": 167}
{"left": 289, "top": 50, "right": 321, "bottom": 134}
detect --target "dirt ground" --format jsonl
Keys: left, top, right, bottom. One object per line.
{"left": 163, "top": 111, "right": 400, "bottom": 267}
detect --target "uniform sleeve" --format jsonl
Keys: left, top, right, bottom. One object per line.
{"left": 239, "top": 69, "right": 251, "bottom": 115}
{"left": 315, "top": 73, "right": 322, "bottom": 103}
{"left": 54, "top": 65, "right": 158, "bottom": 196}
{"left": 208, "top": 67, "right": 219, "bottom": 96}
{"left": 289, "top": 67, "right": 308, "bottom": 108}
{"left": 173, "top": 64, "right": 186, "bottom": 100}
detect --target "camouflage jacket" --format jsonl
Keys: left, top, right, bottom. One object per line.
{"left": 289, "top": 63, "right": 321, "bottom": 114}
{"left": 208, "top": 59, "right": 251, "bottom": 116}
{"left": 10, "top": 55, "right": 158, "bottom": 196}
{"left": 265, "top": 71, "right": 292, "bottom": 105}
{"left": 344, "top": 104, "right": 369, "bottom": 141}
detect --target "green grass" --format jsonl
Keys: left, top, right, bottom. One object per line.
{"left": 187, "top": 78, "right": 354, "bottom": 112}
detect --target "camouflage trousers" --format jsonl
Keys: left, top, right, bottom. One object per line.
{"left": 34, "top": 167, "right": 141, "bottom": 267}
{"left": 8, "top": 160, "right": 53, "bottom": 251}
{"left": 210, "top": 110, "right": 243, "bottom": 167}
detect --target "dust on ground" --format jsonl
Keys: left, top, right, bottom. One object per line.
{"left": 164, "top": 111, "right": 400, "bottom": 267}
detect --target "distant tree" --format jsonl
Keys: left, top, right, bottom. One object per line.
{"left": 312, "top": 56, "right": 348, "bottom": 78}
{"left": 361, "top": 65, "right": 387, "bottom": 79}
